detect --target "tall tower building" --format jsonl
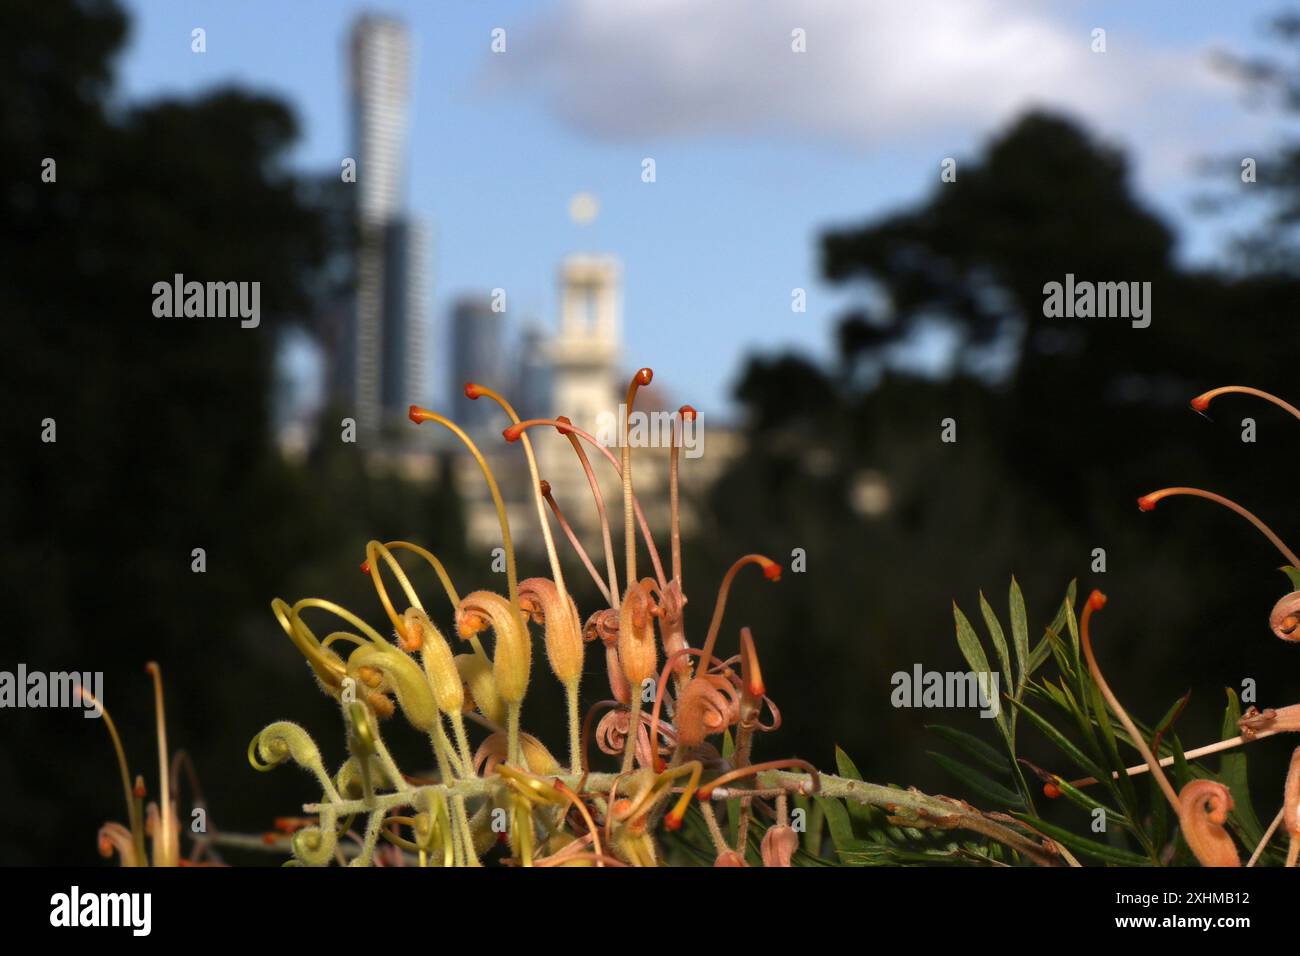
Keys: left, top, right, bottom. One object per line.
{"left": 380, "top": 218, "right": 429, "bottom": 417}
{"left": 515, "top": 321, "right": 552, "bottom": 422}
{"left": 351, "top": 16, "right": 409, "bottom": 225}
{"left": 448, "top": 295, "right": 507, "bottom": 432}
{"left": 345, "top": 16, "right": 427, "bottom": 441}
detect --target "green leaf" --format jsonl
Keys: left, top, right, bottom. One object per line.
{"left": 953, "top": 603, "right": 993, "bottom": 682}
{"left": 926, "top": 724, "right": 1010, "bottom": 774}
{"left": 814, "top": 796, "right": 855, "bottom": 856}
{"left": 834, "top": 746, "right": 875, "bottom": 829}
{"left": 1026, "top": 635, "right": 1053, "bottom": 675}
{"left": 1030, "top": 581, "right": 1078, "bottom": 675}
{"left": 979, "top": 592, "right": 1013, "bottom": 692}
{"left": 1218, "top": 688, "right": 1265, "bottom": 848}
{"left": 1282, "top": 566, "right": 1300, "bottom": 591}
{"left": 834, "top": 838, "right": 1000, "bottom": 867}
{"left": 1063, "top": 596, "right": 1084, "bottom": 683}
{"left": 1010, "top": 577, "right": 1030, "bottom": 686}
{"left": 1087, "top": 676, "right": 1136, "bottom": 812}
{"left": 834, "top": 745, "right": 863, "bottom": 781}
{"left": 1014, "top": 814, "right": 1153, "bottom": 866}
{"left": 1049, "top": 776, "right": 1133, "bottom": 831}
{"left": 796, "top": 794, "right": 824, "bottom": 858}
{"left": 927, "top": 751, "right": 1025, "bottom": 809}
{"left": 1009, "top": 697, "right": 1108, "bottom": 785}
{"left": 954, "top": 603, "right": 1009, "bottom": 742}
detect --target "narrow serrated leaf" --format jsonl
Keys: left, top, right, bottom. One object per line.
{"left": 1218, "top": 688, "right": 1265, "bottom": 848}
{"left": 926, "top": 724, "right": 1010, "bottom": 774}
{"left": 834, "top": 746, "right": 874, "bottom": 828}
{"left": 979, "top": 592, "right": 1013, "bottom": 692}
{"left": 1010, "top": 577, "right": 1030, "bottom": 686}
{"left": 1009, "top": 697, "right": 1108, "bottom": 784}
{"left": 954, "top": 603, "right": 1009, "bottom": 742}
{"left": 1015, "top": 814, "right": 1152, "bottom": 866}
{"left": 814, "top": 796, "right": 855, "bottom": 855}
{"left": 927, "top": 751, "right": 1025, "bottom": 809}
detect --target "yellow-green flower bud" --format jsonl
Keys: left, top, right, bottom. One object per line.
{"left": 455, "top": 652, "right": 504, "bottom": 725}
{"left": 520, "top": 577, "right": 584, "bottom": 688}
{"left": 405, "top": 608, "right": 464, "bottom": 714}
{"left": 457, "top": 591, "right": 530, "bottom": 705}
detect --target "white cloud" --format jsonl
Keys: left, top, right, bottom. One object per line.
{"left": 487, "top": 0, "right": 1233, "bottom": 149}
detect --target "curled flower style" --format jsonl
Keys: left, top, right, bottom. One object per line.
{"left": 1178, "top": 781, "right": 1240, "bottom": 869}
{"left": 1080, "top": 590, "right": 1239, "bottom": 866}
{"left": 152, "top": 364, "right": 973, "bottom": 868}
{"left": 1270, "top": 592, "right": 1300, "bottom": 644}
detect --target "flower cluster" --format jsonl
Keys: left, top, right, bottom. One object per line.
{"left": 248, "top": 368, "right": 817, "bottom": 866}
{"left": 1078, "top": 385, "right": 1300, "bottom": 867}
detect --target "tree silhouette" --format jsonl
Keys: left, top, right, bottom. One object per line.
{"left": 0, "top": 0, "right": 464, "bottom": 864}
{"left": 712, "top": 112, "right": 1300, "bottom": 794}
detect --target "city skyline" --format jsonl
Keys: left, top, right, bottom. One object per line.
{"left": 120, "top": 0, "right": 1285, "bottom": 419}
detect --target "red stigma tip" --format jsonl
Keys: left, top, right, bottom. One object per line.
{"left": 679, "top": 405, "right": 697, "bottom": 421}
{"left": 261, "top": 832, "right": 278, "bottom": 845}
{"left": 464, "top": 383, "right": 484, "bottom": 400}
{"left": 1137, "top": 495, "right": 1157, "bottom": 512}
{"left": 1086, "top": 589, "right": 1107, "bottom": 611}
{"left": 1043, "top": 782, "right": 1062, "bottom": 800}
{"left": 763, "top": 562, "right": 781, "bottom": 582}
{"left": 748, "top": 681, "right": 765, "bottom": 699}
{"left": 696, "top": 789, "right": 712, "bottom": 802}
{"left": 503, "top": 424, "right": 523, "bottom": 443}
{"left": 1190, "top": 394, "right": 1210, "bottom": 412}
{"left": 133, "top": 779, "right": 146, "bottom": 799}
{"left": 635, "top": 368, "right": 653, "bottom": 386}
{"left": 539, "top": 479, "right": 551, "bottom": 496}
{"left": 407, "top": 405, "right": 423, "bottom": 424}
{"left": 360, "top": 561, "right": 370, "bottom": 574}
{"left": 664, "top": 812, "right": 683, "bottom": 831}
{"left": 653, "top": 757, "right": 666, "bottom": 773}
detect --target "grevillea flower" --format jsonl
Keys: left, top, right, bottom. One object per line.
{"left": 1270, "top": 592, "right": 1300, "bottom": 644}
{"left": 83, "top": 664, "right": 186, "bottom": 867}
{"left": 1080, "top": 590, "right": 1239, "bottom": 866}
{"left": 761, "top": 823, "right": 799, "bottom": 867}
{"left": 455, "top": 590, "right": 530, "bottom": 707}
{"left": 1127, "top": 386, "right": 1300, "bottom": 865}
{"left": 223, "top": 366, "right": 826, "bottom": 866}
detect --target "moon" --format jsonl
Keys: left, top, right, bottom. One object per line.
{"left": 568, "top": 192, "right": 599, "bottom": 225}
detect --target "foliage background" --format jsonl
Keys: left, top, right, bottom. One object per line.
{"left": 3, "top": 0, "right": 1299, "bottom": 864}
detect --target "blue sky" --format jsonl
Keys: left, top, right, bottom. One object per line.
{"left": 117, "top": 0, "right": 1291, "bottom": 417}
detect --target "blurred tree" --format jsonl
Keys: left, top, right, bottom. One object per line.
{"left": 0, "top": 0, "right": 466, "bottom": 863}
{"left": 705, "top": 112, "right": 1300, "bottom": 800}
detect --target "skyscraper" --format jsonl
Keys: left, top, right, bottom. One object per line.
{"left": 380, "top": 218, "right": 430, "bottom": 416}
{"left": 448, "top": 294, "right": 507, "bottom": 431}
{"left": 351, "top": 16, "right": 409, "bottom": 225}
{"left": 343, "top": 15, "right": 427, "bottom": 441}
